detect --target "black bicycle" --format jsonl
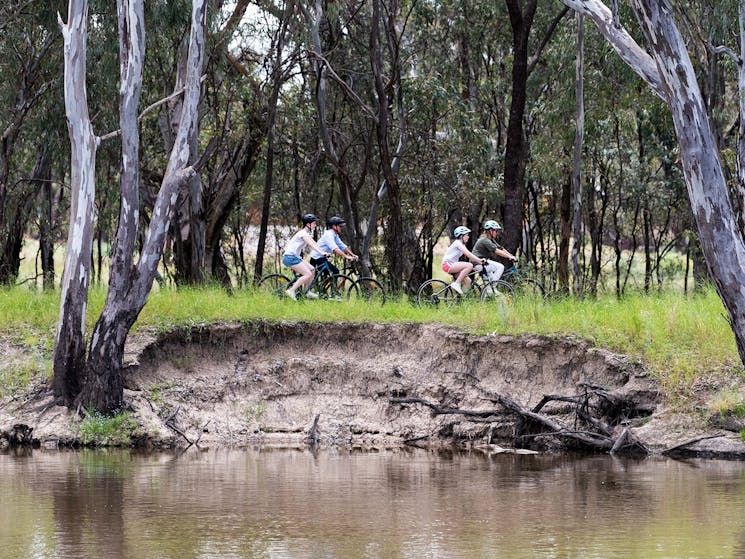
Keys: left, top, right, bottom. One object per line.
{"left": 417, "top": 268, "right": 514, "bottom": 308}
{"left": 339, "top": 258, "right": 386, "bottom": 304}
{"left": 501, "top": 262, "right": 545, "bottom": 299}
{"left": 258, "top": 259, "right": 358, "bottom": 300}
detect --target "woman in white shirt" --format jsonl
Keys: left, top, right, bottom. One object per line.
{"left": 441, "top": 226, "right": 485, "bottom": 295}
{"left": 282, "top": 214, "right": 329, "bottom": 300}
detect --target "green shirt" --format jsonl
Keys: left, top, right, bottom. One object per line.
{"left": 473, "top": 237, "right": 503, "bottom": 260}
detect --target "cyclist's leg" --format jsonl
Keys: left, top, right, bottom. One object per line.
{"left": 485, "top": 260, "right": 505, "bottom": 282}
{"left": 287, "top": 260, "right": 315, "bottom": 298}
{"left": 447, "top": 262, "right": 473, "bottom": 293}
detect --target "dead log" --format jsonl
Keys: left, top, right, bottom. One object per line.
{"left": 482, "top": 391, "right": 615, "bottom": 451}
{"left": 609, "top": 427, "right": 649, "bottom": 456}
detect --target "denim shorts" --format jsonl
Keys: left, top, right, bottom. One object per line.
{"left": 282, "top": 254, "right": 303, "bottom": 267}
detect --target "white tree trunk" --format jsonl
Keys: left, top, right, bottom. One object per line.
{"left": 78, "top": 0, "right": 206, "bottom": 412}
{"left": 53, "top": 0, "right": 98, "bottom": 405}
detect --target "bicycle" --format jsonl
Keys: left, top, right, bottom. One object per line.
{"left": 417, "top": 266, "right": 514, "bottom": 308}
{"left": 339, "top": 258, "right": 386, "bottom": 304}
{"left": 501, "top": 261, "right": 545, "bottom": 299}
{"left": 258, "top": 259, "right": 358, "bottom": 300}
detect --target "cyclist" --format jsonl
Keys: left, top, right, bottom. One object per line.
{"left": 309, "top": 216, "right": 358, "bottom": 274}
{"left": 282, "top": 213, "right": 331, "bottom": 301}
{"left": 442, "top": 225, "right": 485, "bottom": 295}
{"left": 472, "top": 220, "right": 517, "bottom": 283}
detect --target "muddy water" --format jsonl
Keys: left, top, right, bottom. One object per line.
{"left": 2, "top": 448, "right": 745, "bottom": 559}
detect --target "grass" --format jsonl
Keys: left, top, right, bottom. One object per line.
{"left": 1, "top": 283, "right": 742, "bottom": 399}
{"left": 77, "top": 410, "right": 139, "bottom": 446}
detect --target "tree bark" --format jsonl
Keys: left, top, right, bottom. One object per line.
{"left": 501, "top": 0, "right": 536, "bottom": 255}
{"left": 77, "top": 0, "right": 207, "bottom": 412}
{"left": 54, "top": 0, "right": 98, "bottom": 406}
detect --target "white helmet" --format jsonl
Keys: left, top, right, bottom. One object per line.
{"left": 453, "top": 226, "right": 471, "bottom": 238}
{"left": 483, "top": 220, "right": 502, "bottom": 231}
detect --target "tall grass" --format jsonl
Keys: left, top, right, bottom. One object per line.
{"left": 1, "top": 284, "right": 741, "bottom": 395}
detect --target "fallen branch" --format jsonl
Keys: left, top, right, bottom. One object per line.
{"left": 661, "top": 434, "right": 723, "bottom": 456}
{"left": 389, "top": 397, "right": 504, "bottom": 418}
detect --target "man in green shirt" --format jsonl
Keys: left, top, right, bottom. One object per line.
{"left": 472, "top": 220, "right": 518, "bottom": 282}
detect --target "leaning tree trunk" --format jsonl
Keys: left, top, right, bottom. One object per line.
{"left": 53, "top": 0, "right": 98, "bottom": 407}
{"left": 630, "top": 0, "right": 745, "bottom": 362}
{"left": 563, "top": 0, "right": 745, "bottom": 364}
{"left": 77, "top": 0, "right": 207, "bottom": 412}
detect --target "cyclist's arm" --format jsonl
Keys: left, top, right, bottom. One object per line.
{"left": 458, "top": 242, "right": 485, "bottom": 265}
{"left": 495, "top": 247, "right": 518, "bottom": 262}
{"left": 303, "top": 231, "right": 331, "bottom": 258}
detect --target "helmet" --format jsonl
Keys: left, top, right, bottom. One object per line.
{"left": 302, "top": 213, "right": 319, "bottom": 225}
{"left": 483, "top": 220, "right": 502, "bottom": 231}
{"left": 453, "top": 226, "right": 471, "bottom": 238}
{"left": 327, "top": 216, "right": 346, "bottom": 227}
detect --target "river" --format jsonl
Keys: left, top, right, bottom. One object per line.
{"left": 2, "top": 447, "right": 745, "bottom": 558}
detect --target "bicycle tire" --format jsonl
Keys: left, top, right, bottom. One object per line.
{"left": 320, "top": 273, "right": 356, "bottom": 300}
{"left": 258, "top": 273, "right": 292, "bottom": 296}
{"left": 479, "top": 279, "right": 515, "bottom": 307}
{"left": 417, "top": 279, "right": 456, "bottom": 307}
{"left": 352, "top": 277, "right": 386, "bottom": 304}
{"left": 510, "top": 277, "right": 545, "bottom": 299}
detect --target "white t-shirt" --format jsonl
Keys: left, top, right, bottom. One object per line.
{"left": 283, "top": 229, "right": 313, "bottom": 258}
{"left": 442, "top": 240, "right": 466, "bottom": 264}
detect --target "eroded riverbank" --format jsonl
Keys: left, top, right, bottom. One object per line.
{"left": 2, "top": 321, "right": 745, "bottom": 457}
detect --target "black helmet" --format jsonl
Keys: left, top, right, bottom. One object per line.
{"left": 327, "top": 216, "right": 345, "bottom": 227}
{"left": 302, "top": 213, "right": 319, "bottom": 225}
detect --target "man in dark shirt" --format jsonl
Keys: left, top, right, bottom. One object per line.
{"left": 472, "top": 220, "right": 517, "bottom": 282}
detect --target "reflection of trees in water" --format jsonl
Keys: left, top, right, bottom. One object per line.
{"left": 51, "top": 451, "right": 126, "bottom": 559}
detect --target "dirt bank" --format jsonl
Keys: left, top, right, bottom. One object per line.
{"left": 2, "top": 321, "right": 745, "bottom": 458}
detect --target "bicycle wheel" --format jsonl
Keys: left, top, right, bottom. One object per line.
{"left": 258, "top": 273, "right": 292, "bottom": 296}
{"left": 480, "top": 279, "right": 515, "bottom": 307}
{"left": 511, "top": 277, "right": 545, "bottom": 299}
{"left": 352, "top": 277, "right": 386, "bottom": 304}
{"left": 320, "top": 273, "right": 356, "bottom": 300}
{"left": 417, "top": 279, "right": 456, "bottom": 307}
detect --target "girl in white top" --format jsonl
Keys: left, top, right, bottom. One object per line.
{"left": 441, "top": 226, "right": 485, "bottom": 295}
{"left": 281, "top": 214, "right": 330, "bottom": 300}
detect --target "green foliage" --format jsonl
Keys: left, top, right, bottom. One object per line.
{"left": 78, "top": 410, "right": 139, "bottom": 447}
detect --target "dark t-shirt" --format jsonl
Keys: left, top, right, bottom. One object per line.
{"left": 473, "top": 237, "right": 503, "bottom": 260}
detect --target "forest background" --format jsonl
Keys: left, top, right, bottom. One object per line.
{"left": 1, "top": 0, "right": 744, "bottom": 413}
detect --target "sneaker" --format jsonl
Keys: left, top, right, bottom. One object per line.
{"left": 450, "top": 281, "right": 463, "bottom": 295}
{"left": 305, "top": 290, "right": 319, "bottom": 299}
{"left": 285, "top": 289, "right": 297, "bottom": 300}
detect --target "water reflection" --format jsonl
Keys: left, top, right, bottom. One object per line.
{"left": 2, "top": 447, "right": 745, "bottom": 558}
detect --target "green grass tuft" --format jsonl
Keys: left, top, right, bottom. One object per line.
{"left": 78, "top": 410, "right": 139, "bottom": 446}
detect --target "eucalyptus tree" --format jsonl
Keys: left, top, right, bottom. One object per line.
{"left": 500, "top": 0, "right": 570, "bottom": 254}
{"left": 0, "top": 4, "right": 61, "bottom": 285}
{"left": 54, "top": 0, "right": 207, "bottom": 411}
{"left": 560, "top": 0, "right": 745, "bottom": 365}
{"left": 299, "top": 0, "right": 414, "bottom": 289}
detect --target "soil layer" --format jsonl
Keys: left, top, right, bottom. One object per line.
{"left": 2, "top": 321, "right": 745, "bottom": 458}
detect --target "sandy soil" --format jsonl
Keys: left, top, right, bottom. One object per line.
{"left": 2, "top": 321, "right": 745, "bottom": 458}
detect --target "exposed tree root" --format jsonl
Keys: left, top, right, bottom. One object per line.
{"left": 391, "top": 384, "right": 653, "bottom": 455}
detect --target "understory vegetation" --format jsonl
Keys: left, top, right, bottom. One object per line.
{"left": 1, "top": 284, "right": 741, "bottom": 405}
